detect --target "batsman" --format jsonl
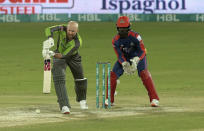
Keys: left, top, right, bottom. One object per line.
{"left": 43, "top": 21, "right": 88, "bottom": 114}
{"left": 105, "top": 16, "right": 160, "bottom": 107}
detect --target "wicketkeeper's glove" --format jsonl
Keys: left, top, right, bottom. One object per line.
{"left": 122, "top": 61, "right": 132, "bottom": 75}
{"left": 130, "top": 56, "right": 140, "bottom": 70}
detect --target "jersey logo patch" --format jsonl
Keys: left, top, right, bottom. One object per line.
{"left": 137, "top": 35, "right": 142, "bottom": 41}
{"left": 120, "top": 19, "right": 125, "bottom": 23}
{"left": 130, "top": 42, "right": 134, "bottom": 46}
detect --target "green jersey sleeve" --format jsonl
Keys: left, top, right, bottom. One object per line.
{"left": 45, "top": 24, "right": 66, "bottom": 38}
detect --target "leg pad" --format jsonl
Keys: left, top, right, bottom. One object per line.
{"left": 52, "top": 67, "right": 71, "bottom": 109}
{"left": 140, "top": 69, "right": 159, "bottom": 102}
{"left": 106, "top": 71, "right": 117, "bottom": 103}
{"left": 75, "top": 78, "right": 87, "bottom": 102}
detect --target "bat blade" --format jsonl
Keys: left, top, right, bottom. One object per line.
{"left": 43, "top": 59, "right": 51, "bottom": 94}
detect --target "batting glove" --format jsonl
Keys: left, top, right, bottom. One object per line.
{"left": 48, "top": 51, "right": 55, "bottom": 57}
{"left": 42, "top": 49, "right": 48, "bottom": 58}
{"left": 43, "top": 37, "right": 54, "bottom": 49}
{"left": 48, "top": 37, "right": 54, "bottom": 47}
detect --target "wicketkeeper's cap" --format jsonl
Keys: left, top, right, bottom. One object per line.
{"left": 116, "top": 16, "right": 130, "bottom": 28}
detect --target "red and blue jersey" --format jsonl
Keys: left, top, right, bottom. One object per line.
{"left": 112, "top": 31, "right": 146, "bottom": 64}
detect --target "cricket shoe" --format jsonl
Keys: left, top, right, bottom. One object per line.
{"left": 105, "top": 99, "right": 114, "bottom": 107}
{"left": 151, "top": 99, "right": 159, "bottom": 107}
{"left": 80, "top": 100, "right": 88, "bottom": 110}
{"left": 61, "top": 106, "right": 70, "bottom": 114}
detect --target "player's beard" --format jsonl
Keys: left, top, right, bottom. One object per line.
{"left": 117, "top": 27, "right": 129, "bottom": 38}
{"left": 119, "top": 31, "right": 128, "bottom": 38}
{"left": 68, "top": 35, "right": 73, "bottom": 40}
{"left": 67, "top": 33, "right": 76, "bottom": 40}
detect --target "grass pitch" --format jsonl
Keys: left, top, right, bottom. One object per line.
{"left": 0, "top": 22, "right": 204, "bottom": 131}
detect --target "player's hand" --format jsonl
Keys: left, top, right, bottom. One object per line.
{"left": 48, "top": 37, "right": 54, "bottom": 46}
{"left": 130, "top": 56, "right": 140, "bottom": 70}
{"left": 122, "top": 61, "right": 132, "bottom": 74}
{"left": 42, "top": 50, "right": 54, "bottom": 58}
{"left": 48, "top": 51, "right": 55, "bottom": 57}
{"left": 43, "top": 37, "right": 54, "bottom": 49}
{"left": 42, "top": 49, "right": 48, "bottom": 58}
{"left": 54, "top": 53, "right": 63, "bottom": 59}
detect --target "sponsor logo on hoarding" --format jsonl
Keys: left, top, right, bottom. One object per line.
{"left": 0, "top": 0, "right": 74, "bottom": 14}
{"left": 101, "top": 0, "right": 186, "bottom": 14}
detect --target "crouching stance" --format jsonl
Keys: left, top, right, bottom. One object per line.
{"left": 106, "top": 16, "right": 159, "bottom": 107}
{"left": 44, "top": 21, "right": 88, "bottom": 114}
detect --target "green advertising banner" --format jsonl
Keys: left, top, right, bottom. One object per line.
{"left": 0, "top": 14, "right": 204, "bottom": 23}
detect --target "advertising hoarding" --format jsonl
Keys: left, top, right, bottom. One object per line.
{"left": 0, "top": 0, "right": 204, "bottom": 14}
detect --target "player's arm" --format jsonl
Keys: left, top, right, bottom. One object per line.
{"left": 42, "top": 25, "right": 65, "bottom": 58}
{"left": 45, "top": 24, "right": 66, "bottom": 38}
{"left": 112, "top": 38, "right": 126, "bottom": 64}
{"left": 61, "top": 33, "right": 82, "bottom": 59}
{"left": 112, "top": 38, "right": 133, "bottom": 74}
{"left": 134, "top": 33, "right": 146, "bottom": 60}
{"left": 43, "top": 24, "right": 68, "bottom": 58}
{"left": 130, "top": 33, "right": 146, "bottom": 69}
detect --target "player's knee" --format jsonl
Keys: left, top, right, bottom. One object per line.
{"left": 74, "top": 78, "right": 87, "bottom": 102}
{"left": 75, "top": 78, "right": 87, "bottom": 88}
{"left": 110, "top": 71, "right": 118, "bottom": 88}
{"left": 140, "top": 69, "right": 151, "bottom": 80}
{"left": 52, "top": 67, "right": 65, "bottom": 76}
{"left": 111, "top": 71, "right": 117, "bottom": 80}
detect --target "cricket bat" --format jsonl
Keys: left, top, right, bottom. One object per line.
{"left": 43, "top": 57, "right": 51, "bottom": 94}
{"left": 42, "top": 37, "right": 55, "bottom": 94}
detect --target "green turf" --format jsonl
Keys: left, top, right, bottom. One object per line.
{"left": 0, "top": 22, "right": 204, "bottom": 131}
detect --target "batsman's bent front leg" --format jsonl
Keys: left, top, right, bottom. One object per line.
{"left": 52, "top": 58, "right": 71, "bottom": 110}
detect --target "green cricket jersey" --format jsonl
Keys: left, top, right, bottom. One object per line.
{"left": 45, "top": 24, "right": 82, "bottom": 59}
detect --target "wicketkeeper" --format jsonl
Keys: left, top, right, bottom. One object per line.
{"left": 43, "top": 21, "right": 88, "bottom": 114}
{"left": 105, "top": 16, "right": 160, "bottom": 107}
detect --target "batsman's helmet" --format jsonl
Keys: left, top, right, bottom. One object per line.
{"left": 116, "top": 16, "right": 130, "bottom": 28}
